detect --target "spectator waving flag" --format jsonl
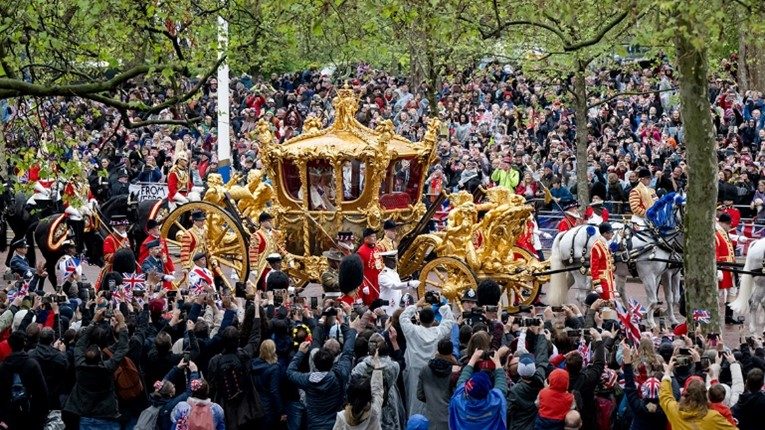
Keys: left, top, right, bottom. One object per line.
{"left": 122, "top": 272, "right": 146, "bottom": 291}
{"left": 692, "top": 309, "right": 711, "bottom": 324}
{"left": 615, "top": 299, "right": 641, "bottom": 345}
{"left": 9, "top": 279, "right": 30, "bottom": 302}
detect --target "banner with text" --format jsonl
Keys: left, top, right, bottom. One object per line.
{"left": 129, "top": 182, "right": 168, "bottom": 201}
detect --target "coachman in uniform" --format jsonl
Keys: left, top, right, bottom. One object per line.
{"left": 377, "top": 219, "right": 399, "bottom": 252}
{"left": 590, "top": 223, "right": 616, "bottom": 300}
{"left": 321, "top": 249, "right": 343, "bottom": 298}
{"left": 356, "top": 227, "right": 383, "bottom": 306}
{"left": 557, "top": 200, "right": 581, "bottom": 233}
{"left": 628, "top": 168, "right": 657, "bottom": 229}
{"left": 716, "top": 213, "right": 741, "bottom": 324}
{"left": 180, "top": 211, "right": 208, "bottom": 270}
{"left": 98, "top": 215, "right": 131, "bottom": 290}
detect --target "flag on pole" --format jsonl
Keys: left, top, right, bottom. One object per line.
{"left": 628, "top": 298, "right": 646, "bottom": 324}
{"left": 577, "top": 337, "right": 591, "bottom": 367}
{"left": 65, "top": 257, "right": 80, "bottom": 275}
{"left": 9, "top": 279, "right": 30, "bottom": 302}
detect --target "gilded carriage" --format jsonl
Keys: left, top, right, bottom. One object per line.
{"left": 160, "top": 86, "right": 437, "bottom": 291}
{"left": 159, "top": 86, "right": 548, "bottom": 311}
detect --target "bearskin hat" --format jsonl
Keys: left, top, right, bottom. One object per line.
{"left": 338, "top": 254, "right": 364, "bottom": 294}
{"left": 476, "top": 279, "right": 502, "bottom": 307}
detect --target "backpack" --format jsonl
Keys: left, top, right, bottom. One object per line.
{"left": 135, "top": 405, "right": 161, "bottom": 430}
{"left": 9, "top": 372, "right": 30, "bottom": 416}
{"left": 188, "top": 401, "right": 215, "bottom": 430}
{"left": 219, "top": 354, "right": 247, "bottom": 401}
{"left": 103, "top": 348, "right": 144, "bottom": 400}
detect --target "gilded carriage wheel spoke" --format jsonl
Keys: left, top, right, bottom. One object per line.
{"left": 425, "top": 279, "right": 443, "bottom": 288}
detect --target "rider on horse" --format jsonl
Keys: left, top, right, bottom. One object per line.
{"left": 628, "top": 168, "right": 657, "bottom": 229}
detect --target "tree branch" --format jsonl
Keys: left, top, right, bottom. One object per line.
{"left": 563, "top": 9, "right": 629, "bottom": 52}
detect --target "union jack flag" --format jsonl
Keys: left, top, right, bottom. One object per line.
{"left": 65, "top": 257, "right": 80, "bottom": 275}
{"left": 122, "top": 272, "right": 146, "bottom": 291}
{"left": 692, "top": 309, "right": 711, "bottom": 324}
{"left": 192, "top": 282, "right": 207, "bottom": 296}
{"left": 577, "top": 337, "right": 591, "bottom": 367}
{"left": 640, "top": 377, "right": 661, "bottom": 399}
{"left": 615, "top": 299, "right": 641, "bottom": 345}
{"left": 112, "top": 286, "right": 130, "bottom": 304}
{"left": 628, "top": 298, "right": 646, "bottom": 324}
{"left": 9, "top": 279, "right": 30, "bottom": 301}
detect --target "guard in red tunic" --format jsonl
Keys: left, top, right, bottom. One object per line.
{"left": 718, "top": 196, "right": 741, "bottom": 235}
{"left": 167, "top": 148, "right": 192, "bottom": 207}
{"left": 590, "top": 222, "right": 616, "bottom": 300}
{"left": 716, "top": 213, "right": 741, "bottom": 324}
{"left": 97, "top": 215, "right": 131, "bottom": 290}
{"left": 557, "top": 200, "right": 582, "bottom": 232}
{"left": 138, "top": 219, "right": 175, "bottom": 288}
{"left": 356, "top": 227, "right": 383, "bottom": 306}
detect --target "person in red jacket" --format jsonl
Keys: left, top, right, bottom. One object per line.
{"left": 590, "top": 223, "right": 616, "bottom": 300}
{"left": 557, "top": 200, "right": 581, "bottom": 233}
{"left": 138, "top": 219, "right": 174, "bottom": 288}
{"left": 584, "top": 196, "right": 609, "bottom": 225}
{"left": 716, "top": 213, "right": 740, "bottom": 325}
{"left": 356, "top": 227, "right": 383, "bottom": 306}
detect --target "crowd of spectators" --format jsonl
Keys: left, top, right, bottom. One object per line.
{"left": 0, "top": 263, "right": 761, "bottom": 430}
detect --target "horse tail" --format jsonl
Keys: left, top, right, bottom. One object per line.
{"left": 731, "top": 239, "right": 763, "bottom": 314}
{"left": 547, "top": 231, "right": 568, "bottom": 306}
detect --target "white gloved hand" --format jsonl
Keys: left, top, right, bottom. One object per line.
{"left": 717, "top": 270, "right": 723, "bottom": 281}
{"left": 362, "top": 286, "right": 370, "bottom": 295}
{"left": 542, "top": 232, "right": 553, "bottom": 239}
{"left": 409, "top": 280, "right": 421, "bottom": 288}
{"left": 163, "top": 275, "right": 176, "bottom": 282}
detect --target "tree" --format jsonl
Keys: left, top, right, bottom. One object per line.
{"left": 458, "top": 0, "right": 638, "bottom": 207}
{"left": 0, "top": 0, "right": 223, "bottom": 128}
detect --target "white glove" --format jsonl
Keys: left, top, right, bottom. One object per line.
{"left": 408, "top": 280, "right": 421, "bottom": 288}
{"left": 542, "top": 232, "right": 553, "bottom": 239}
{"left": 362, "top": 286, "right": 370, "bottom": 295}
{"left": 717, "top": 270, "right": 723, "bottom": 281}
{"left": 163, "top": 275, "right": 176, "bottom": 282}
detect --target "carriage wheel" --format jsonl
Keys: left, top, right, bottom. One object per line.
{"left": 502, "top": 247, "right": 545, "bottom": 314}
{"left": 418, "top": 257, "right": 478, "bottom": 303}
{"left": 398, "top": 234, "right": 442, "bottom": 280}
{"left": 160, "top": 202, "right": 250, "bottom": 291}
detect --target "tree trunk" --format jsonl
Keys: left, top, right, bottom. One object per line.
{"left": 738, "top": 10, "right": 765, "bottom": 93}
{"left": 573, "top": 66, "right": 590, "bottom": 208}
{"left": 676, "top": 31, "right": 720, "bottom": 334}
{"left": 738, "top": 20, "right": 749, "bottom": 93}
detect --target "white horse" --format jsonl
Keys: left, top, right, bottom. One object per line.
{"left": 548, "top": 225, "right": 602, "bottom": 307}
{"left": 730, "top": 238, "right": 765, "bottom": 334}
{"left": 548, "top": 193, "right": 685, "bottom": 327}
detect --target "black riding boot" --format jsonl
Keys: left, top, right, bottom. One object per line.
{"left": 725, "top": 304, "right": 742, "bottom": 325}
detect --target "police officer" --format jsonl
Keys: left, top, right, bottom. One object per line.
{"left": 9, "top": 239, "right": 45, "bottom": 292}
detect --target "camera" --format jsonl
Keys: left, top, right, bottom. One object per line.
{"left": 424, "top": 291, "right": 441, "bottom": 305}
{"left": 518, "top": 317, "right": 541, "bottom": 327}
{"left": 480, "top": 350, "right": 495, "bottom": 360}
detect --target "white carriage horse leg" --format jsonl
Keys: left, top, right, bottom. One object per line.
{"left": 660, "top": 270, "right": 681, "bottom": 325}
{"left": 637, "top": 266, "right": 662, "bottom": 327}
{"left": 748, "top": 280, "right": 765, "bottom": 335}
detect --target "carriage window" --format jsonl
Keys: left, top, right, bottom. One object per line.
{"left": 341, "top": 159, "right": 366, "bottom": 201}
{"left": 303, "top": 160, "right": 336, "bottom": 211}
{"left": 281, "top": 160, "right": 301, "bottom": 201}
{"left": 379, "top": 157, "right": 424, "bottom": 209}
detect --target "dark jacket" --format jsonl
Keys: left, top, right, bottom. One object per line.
{"left": 508, "top": 334, "right": 550, "bottom": 430}
{"left": 63, "top": 323, "right": 129, "bottom": 419}
{"left": 0, "top": 351, "right": 49, "bottom": 430}
{"left": 733, "top": 390, "right": 765, "bottom": 430}
{"left": 567, "top": 339, "right": 605, "bottom": 430}
{"left": 251, "top": 358, "right": 283, "bottom": 422}
{"left": 9, "top": 254, "right": 42, "bottom": 292}
{"left": 622, "top": 364, "right": 666, "bottom": 430}
{"left": 208, "top": 315, "right": 263, "bottom": 430}
{"left": 28, "top": 343, "right": 68, "bottom": 409}
{"left": 286, "top": 323, "right": 357, "bottom": 430}
{"left": 417, "top": 357, "right": 455, "bottom": 430}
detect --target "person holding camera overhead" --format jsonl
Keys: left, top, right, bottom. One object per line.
{"left": 400, "top": 291, "right": 455, "bottom": 416}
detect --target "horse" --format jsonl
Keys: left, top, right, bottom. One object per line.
{"left": 547, "top": 192, "right": 685, "bottom": 327}
{"left": 34, "top": 213, "right": 107, "bottom": 288}
{"left": 2, "top": 189, "right": 64, "bottom": 268}
{"left": 730, "top": 238, "right": 765, "bottom": 334}
{"left": 547, "top": 225, "right": 603, "bottom": 307}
